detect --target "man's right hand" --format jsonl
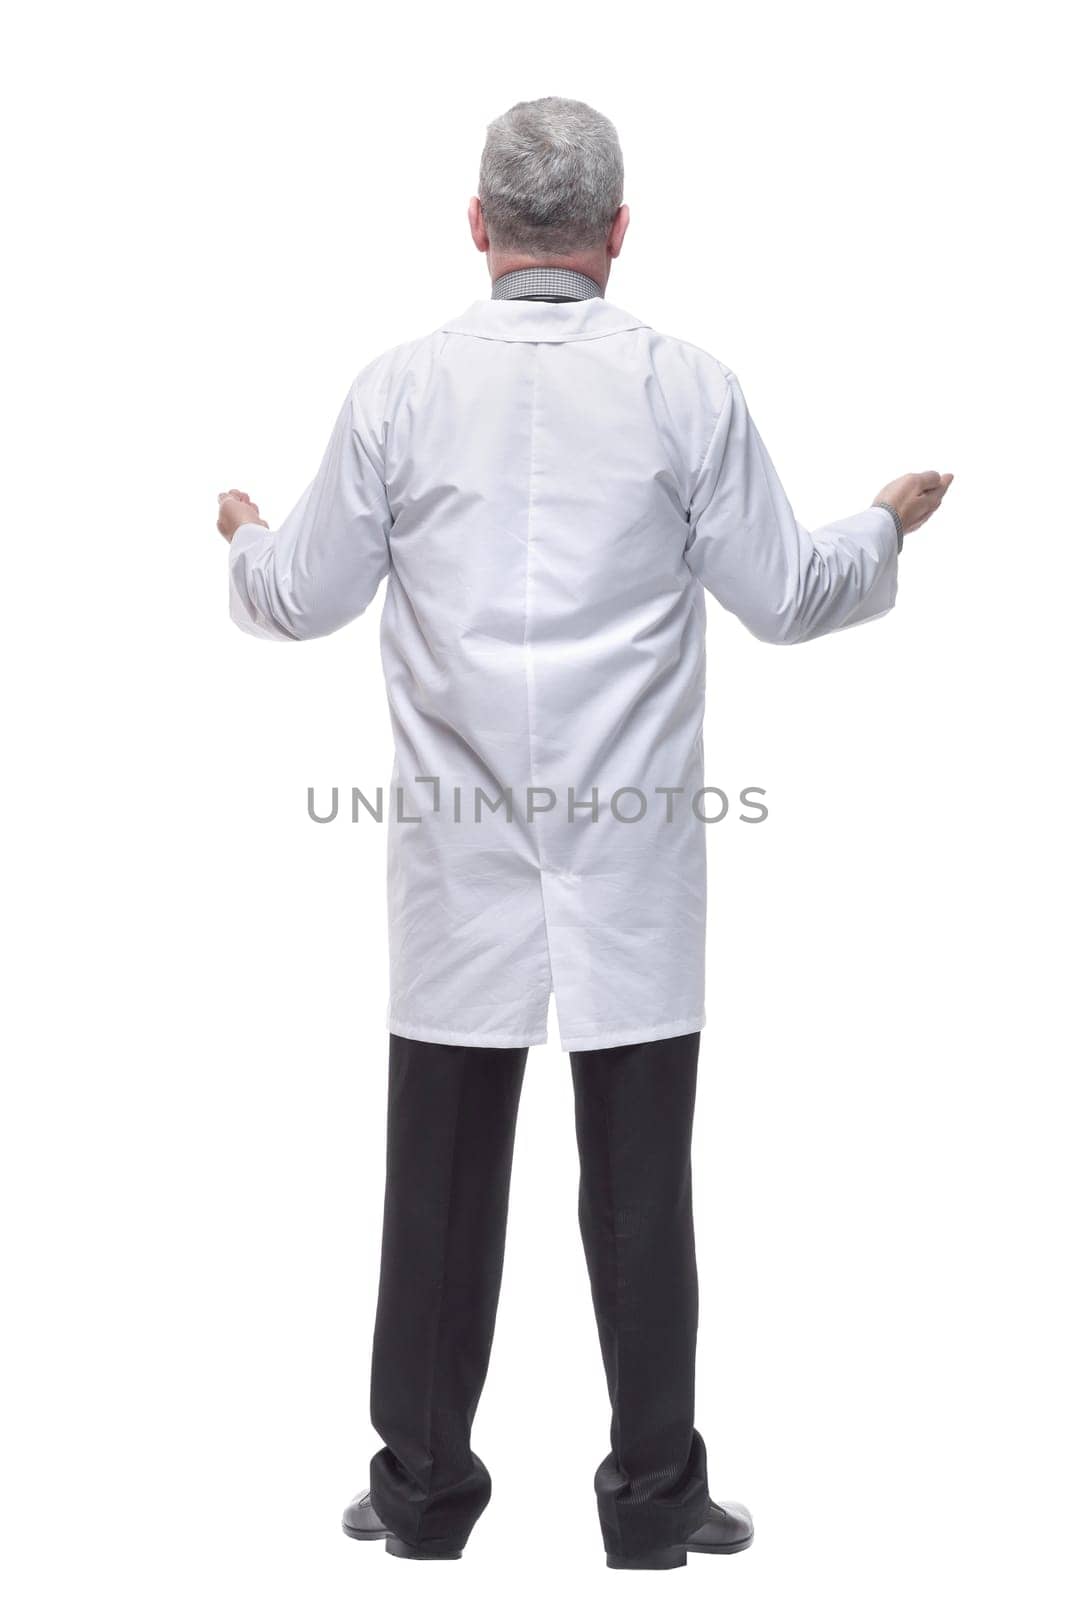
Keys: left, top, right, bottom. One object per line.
{"left": 217, "top": 488, "right": 269, "bottom": 544}
{"left": 873, "top": 471, "right": 954, "bottom": 536}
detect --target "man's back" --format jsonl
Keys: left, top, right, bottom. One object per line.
{"left": 369, "top": 296, "right": 720, "bottom": 1048}
{"left": 377, "top": 296, "right": 718, "bottom": 697}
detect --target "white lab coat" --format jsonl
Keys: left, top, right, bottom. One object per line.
{"left": 229, "top": 296, "right": 898, "bottom": 1050}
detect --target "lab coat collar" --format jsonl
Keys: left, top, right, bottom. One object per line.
{"left": 439, "top": 295, "right": 648, "bottom": 343}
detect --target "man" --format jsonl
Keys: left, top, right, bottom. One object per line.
{"left": 218, "top": 97, "right": 951, "bottom": 1570}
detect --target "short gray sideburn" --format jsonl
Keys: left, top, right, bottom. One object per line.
{"left": 477, "top": 97, "right": 624, "bottom": 256}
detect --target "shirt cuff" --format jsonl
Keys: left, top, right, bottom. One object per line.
{"left": 871, "top": 500, "right": 905, "bottom": 553}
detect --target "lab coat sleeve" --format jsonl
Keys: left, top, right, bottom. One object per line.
{"left": 683, "top": 370, "right": 898, "bottom": 644}
{"left": 228, "top": 381, "right": 392, "bottom": 641}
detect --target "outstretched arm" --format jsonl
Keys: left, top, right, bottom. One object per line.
{"left": 218, "top": 380, "right": 392, "bottom": 641}
{"left": 684, "top": 369, "right": 952, "bottom": 644}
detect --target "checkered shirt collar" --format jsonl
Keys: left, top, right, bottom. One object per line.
{"left": 491, "top": 266, "right": 603, "bottom": 302}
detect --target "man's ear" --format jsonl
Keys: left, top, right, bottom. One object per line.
{"left": 607, "top": 203, "right": 630, "bottom": 260}
{"left": 468, "top": 197, "right": 489, "bottom": 254}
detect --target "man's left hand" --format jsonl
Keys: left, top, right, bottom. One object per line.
{"left": 217, "top": 488, "right": 268, "bottom": 542}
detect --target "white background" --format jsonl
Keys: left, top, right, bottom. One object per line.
{"left": 3, "top": 2, "right": 1064, "bottom": 1595}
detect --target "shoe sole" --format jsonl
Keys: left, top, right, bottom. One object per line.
{"left": 606, "top": 1532, "right": 753, "bottom": 1569}
{"left": 342, "top": 1520, "right": 463, "bottom": 1559}
{"left": 385, "top": 1538, "right": 463, "bottom": 1560}
{"left": 688, "top": 1532, "right": 754, "bottom": 1554}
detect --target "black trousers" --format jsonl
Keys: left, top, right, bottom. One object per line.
{"left": 367, "top": 1031, "right": 713, "bottom": 1558}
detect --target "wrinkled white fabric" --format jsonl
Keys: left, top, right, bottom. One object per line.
{"left": 229, "top": 296, "right": 898, "bottom": 1050}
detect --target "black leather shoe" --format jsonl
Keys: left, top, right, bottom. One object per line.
{"left": 605, "top": 1498, "right": 753, "bottom": 1569}
{"left": 686, "top": 1500, "right": 754, "bottom": 1555}
{"left": 341, "top": 1490, "right": 388, "bottom": 1542}
{"left": 341, "top": 1489, "right": 465, "bottom": 1560}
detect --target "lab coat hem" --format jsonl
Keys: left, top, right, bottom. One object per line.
{"left": 559, "top": 1012, "right": 707, "bottom": 1053}
{"left": 387, "top": 1016, "right": 550, "bottom": 1049}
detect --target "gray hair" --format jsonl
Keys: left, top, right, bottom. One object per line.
{"left": 477, "top": 97, "right": 624, "bottom": 256}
